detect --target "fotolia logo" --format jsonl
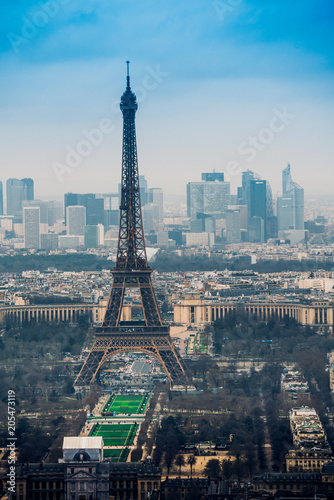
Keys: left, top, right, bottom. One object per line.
{"left": 7, "top": 0, "right": 71, "bottom": 53}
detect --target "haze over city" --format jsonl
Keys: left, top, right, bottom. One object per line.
{"left": 2, "top": 2, "right": 334, "bottom": 499}
{"left": 1, "top": 0, "right": 334, "bottom": 199}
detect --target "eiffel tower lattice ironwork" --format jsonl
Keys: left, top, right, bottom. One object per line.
{"left": 75, "top": 62, "right": 187, "bottom": 387}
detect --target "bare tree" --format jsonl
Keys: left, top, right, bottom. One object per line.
{"left": 175, "top": 454, "right": 185, "bottom": 477}
{"left": 187, "top": 455, "right": 197, "bottom": 478}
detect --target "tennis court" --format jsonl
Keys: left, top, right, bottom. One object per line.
{"left": 90, "top": 423, "right": 138, "bottom": 447}
{"left": 102, "top": 393, "right": 150, "bottom": 415}
{"left": 103, "top": 448, "right": 130, "bottom": 462}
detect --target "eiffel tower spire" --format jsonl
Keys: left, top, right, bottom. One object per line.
{"left": 75, "top": 63, "right": 187, "bottom": 387}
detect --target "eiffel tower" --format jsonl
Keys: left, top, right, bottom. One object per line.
{"left": 75, "top": 63, "right": 187, "bottom": 387}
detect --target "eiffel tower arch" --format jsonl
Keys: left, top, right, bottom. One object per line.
{"left": 75, "top": 63, "right": 188, "bottom": 387}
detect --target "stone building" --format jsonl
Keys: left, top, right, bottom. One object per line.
{"left": 1, "top": 437, "right": 161, "bottom": 500}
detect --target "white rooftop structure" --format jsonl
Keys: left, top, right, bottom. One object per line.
{"left": 63, "top": 436, "right": 104, "bottom": 462}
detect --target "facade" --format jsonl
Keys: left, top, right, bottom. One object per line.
{"left": 252, "top": 472, "right": 322, "bottom": 495}
{"left": 59, "top": 235, "right": 83, "bottom": 249}
{"left": 201, "top": 171, "right": 224, "bottom": 182}
{"left": 185, "top": 232, "right": 215, "bottom": 247}
{"left": 47, "top": 200, "right": 64, "bottom": 225}
{"left": 64, "top": 193, "right": 104, "bottom": 225}
{"left": 142, "top": 203, "right": 160, "bottom": 233}
{"left": 187, "top": 177, "right": 230, "bottom": 220}
{"left": 249, "top": 179, "right": 273, "bottom": 241}
{"left": 286, "top": 448, "right": 333, "bottom": 472}
{"left": 2, "top": 437, "right": 161, "bottom": 500}
{"left": 6, "top": 178, "right": 34, "bottom": 218}
{"left": 173, "top": 296, "right": 334, "bottom": 329}
{"left": 41, "top": 233, "right": 59, "bottom": 250}
{"left": 147, "top": 187, "right": 163, "bottom": 229}
{"left": 139, "top": 175, "right": 148, "bottom": 205}
{"left": 22, "top": 199, "right": 49, "bottom": 225}
{"left": 67, "top": 206, "right": 86, "bottom": 236}
{"left": 237, "top": 169, "right": 258, "bottom": 205}
{"left": 84, "top": 224, "right": 104, "bottom": 248}
{"left": 289, "top": 406, "right": 329, "bottom": 449}
{"left": 23, "top": 206, "right": 40, "bottom": 249}
{"left": 226, "top": 208, "right": 241, "bottom": 243}
{"left": 0, "top": 299, "right": 131, "bottom": 326}
{"left": 277, "top": 164, "right": 304, "bottom": 231}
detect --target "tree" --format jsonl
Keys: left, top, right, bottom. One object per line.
{"left": 222, "top": 459, "right": 233, "bottom": 480}
{"left": 164, "top": 448, "right": 175, "bottom": 476}
{"left": 175, "top": 454, "right": 185, "bottom": 477}
{"left": 187, "top": 455, "right": 197, "bottom": 478}
{"left": 203, "top": 458, "right": 221, "bottom": 479}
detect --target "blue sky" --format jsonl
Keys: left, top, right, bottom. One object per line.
{"left": 1, "top": 0, "right": 334, "bottom": 201}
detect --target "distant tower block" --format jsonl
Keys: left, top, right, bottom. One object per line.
{"left": 75, "top": 63, "right": 187, "bottom": 387}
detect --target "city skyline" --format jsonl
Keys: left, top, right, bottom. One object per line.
{"left": 0, "top": 1, "right": 333, "bottom": 200}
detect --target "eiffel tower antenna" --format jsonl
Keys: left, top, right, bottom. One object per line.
{"left": 75, "top": 64, "right": 187, "bottom": 388}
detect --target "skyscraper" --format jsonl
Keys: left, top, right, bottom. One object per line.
{"left": 66, "top": 205, "right": 86, "bottom": 235}
{"left": 277, "top": 164, "right": 304, "bottom": 231}
{"left": 139, "top": 175, "right": 148, "bottom": 205}
{"left": 0, "top": 181, "right": 3, "bottom": 216}
{"left": 64, "top": 193, "right": 104, "bottom": 225}
{"left": 23, "top": 206, "right": 40, "bottom": 249}
{"left": 84, "top": 224, "right": 104, "bottom": 248}
{"left": 148, "top": 187, "right": 163, "bottom": 228}
{"left": 6, "top": 178, "right": 34, "bottom": 217}
{"left": 226, "top": 208, "right": 242, "bottom": 243}
{"left": 237, "top": 172, "right": 273, "bottom": 241}
{"left": 201, "top": 171, "right": 224, "bottom": 182}
{"left": 187, "top": 173, "right": 230, "bottom": 219}
{"left": 22, "top": 200, "right": 48, "bottom": 224}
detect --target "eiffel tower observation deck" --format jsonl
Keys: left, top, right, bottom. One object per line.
{"left": 75, "top": 63, "right": 187, "bottom": 388}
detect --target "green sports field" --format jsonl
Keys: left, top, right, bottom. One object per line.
{"left": 102, "top": 393, "right": 150, "bottom": 415}
{"left": 90, "top": 423, "right": 139, "bottom": 447}
{"left": 103, "top": 448, "right": 130, "bottom": 462}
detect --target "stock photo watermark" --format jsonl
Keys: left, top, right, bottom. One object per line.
{"left": 7, "top": 390, "right": 16, "bottom": 495}
{"left": 52, "top": 65, "right": 169, "bottom": 182}
{"left": 224, "top": 107, "right": 296, "bottom": 180}
{"left": 7, "top": 0, "right": 71, "bottom": 53}
{"left": 213, "top": 0, "right": 243, "bottom": 21}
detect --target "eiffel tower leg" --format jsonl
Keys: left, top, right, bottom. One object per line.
{"left": 102, "top": 278, "right": 126, "bottom": 326}
{"left": 138, "top": 275, "right": 162, "bottom": 326}
{"left": 75, "top": 334, "right": 188, "bottom": 387}
{"left": 147, "top": 337, "right": 188, "bottom": 386}
{"left": 75, "top": 337, "right": 115, "bottom": 386}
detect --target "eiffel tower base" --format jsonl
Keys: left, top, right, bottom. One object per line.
{"left": 75, "top": 328, "right": 187, "bottom": 388}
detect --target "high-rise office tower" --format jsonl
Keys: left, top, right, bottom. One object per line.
{"left": 226, "top": 208, "right": 242, "bottom": 243}
{"left": 22, "top": 200, "right": 48, "bottom": 224}
{"left": 6, "top": 178, "right": 34, "bottom": 217}
{"left": 237, "top": 170, "right": 259, "bottom": 205}
{"left": 277, "top": 164, "right": 304, "bottom": 231}
{"left": 64, "top": 193, "right": 104, "bottom": 225}
{"left": 142, "top": 203, "right": 160, "bottom": 233}
{"left": 148, "top": 187, "right": 163, "bottom": 227}
{"left": 66, "top": 205, "right": 86, "bottom": 235}
{"left": 84, "top": 224, "right": 104, "bottom": 248}
{"left": 201, "top": 172, "right": 224, "bottom": 182}
{"left": 23, "top": 206, "right": 40, "bottom": 249}
{"left": 46, "top": 201, "right": 64, "bottom": 226}
{"left": 187, "top": 173, "right": 230, "bottom": 220}
{"left": 242, "top": 176, "right": 273, "bottom": 241}
{"left": 0, "top": 181, "right": 3, "bottom": 215}
{"left": 139, "top": 175, "right": 148, "bottom": 205}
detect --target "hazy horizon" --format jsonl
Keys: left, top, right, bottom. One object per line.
{"left": 1, "top": 0, "right": 334, "bottom": 201}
